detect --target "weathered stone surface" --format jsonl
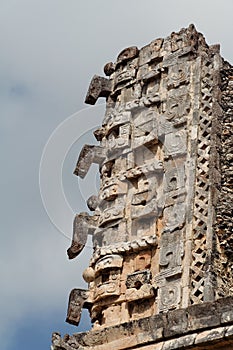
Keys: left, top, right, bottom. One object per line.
{"left": 85, "top": 75, "right": 112, "bottom": 105}
{"left": 74, "top": 145, "right": 106, "bottom": 179}
{"left": 66, "top": 289, "right": 88, "bottom": 326}
{"left": 116, "top": 46, "right": 139, "bottom": 66}
{"left": 195, "top": 327, "right": 226, "bottom": 344}
{"left": 53, "top": 24, "right": 233, "bottom": 350}
{"left": 162, "top": 334, "right": 196, "bottom": 350}
{"left": 67, "top": 213, "right": 96, "bottom": 259}
{"left": 188, "top": 302, "right": 221, "bottom": 331}
{"left": 164, "top": 308, "right": 188, "bottom": 337}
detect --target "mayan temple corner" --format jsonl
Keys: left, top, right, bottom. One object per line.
{"left": 51, "top": 24, "right": 233, "bottom": 350}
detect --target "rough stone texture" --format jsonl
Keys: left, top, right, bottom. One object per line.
{"left": 52, "top": 25, "right": 233, "bottom": 350}
{"left": 214, "top": 62, "right": 233, "bottom": 298}
{"left": 51, "top": 298, "right": 233, "bottom": 350}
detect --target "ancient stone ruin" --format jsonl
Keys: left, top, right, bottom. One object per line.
{"left": 52, "top": 25, "right": 233, "bottom": 349}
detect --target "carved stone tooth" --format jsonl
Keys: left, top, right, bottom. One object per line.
{"left": 85, "top": 75, "right": 112, "bottom": 105}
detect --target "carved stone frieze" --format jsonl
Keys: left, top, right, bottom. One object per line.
{"left": 98, "top": 203, "right": 125, "bottom": 227}
{"left": 132, "top": 109, "right": 158, "bottom": 148}
{"left": 91, "top": 235, "right": 157, "bottom": 265}
{"left": 164, "top": 130, "right": 187, "bottom": 156}
{"left": 158, "top": 280, "right": 181, "bottom": 311}
{"left": 167, "top": 63, "right": 190, "bottom": 88}
{"left": 113, "top": 58, "right": 138, "bottom": 92}
{"left": 95, "top": 255, "right": 123, "bottom": 273}
{"left": 139, "top": 38, "right": 163, "bottom": 66}
{"left": 126, "top": 269, "right": 151, "bottom": 289}
{"left": 163, "top": 202, "right": 186, "bottom": 232}
{"left": 107, "top": 123, "right": 131, "bottom": 155}
{"left": 55, "top": 25, "right": 232, "bottom": 348}
{"left": 159, "top": 230, "right": 183, "bottom": 269}
{"left": 125, "top": 284, "right": 154, "bottom": 302}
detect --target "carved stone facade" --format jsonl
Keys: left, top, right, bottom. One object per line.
{"left": 52, "top": 25, "right": 233, "bottom": 350}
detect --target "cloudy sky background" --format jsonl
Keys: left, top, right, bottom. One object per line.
{"left": 1, "top": 1, "right": 233, "bottom": 349}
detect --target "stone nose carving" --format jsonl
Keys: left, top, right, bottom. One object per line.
{"left": 67, "top": 212, "right": 98, "bottom": 259}
{"left": 85, "top": 75, "right": 112, "bottom": 105}
{"left": 74, "top": 144, "right": 106, "bottom": 179}
{"left": 66, "top": 288, "right": 89, "bottom": 326}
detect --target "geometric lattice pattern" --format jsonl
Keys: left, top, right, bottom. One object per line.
{"left": 190, "top": 58, "right": 213, "bottom": 304}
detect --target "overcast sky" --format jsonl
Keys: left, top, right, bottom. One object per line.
{"left": 1, "top": 1, "right": 233, "bottom": 349}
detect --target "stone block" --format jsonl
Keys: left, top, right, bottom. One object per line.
{"left": 164, "top": 308, "right": 188, "bottom": 338}
{"left": 187, "top": 302, "right": 221, "bottom": 331}
{"left": 194, "top": 327, "right": 226, "bottom": 344}
{"left": 162, "top": 334, "right": 196, "bottom": 350}
{"left": 148, "top": 314, "right": 165, "bottom": 341}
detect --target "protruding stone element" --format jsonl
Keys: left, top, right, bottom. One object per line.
{"left": 83, "top": 267, "right": 95, "bottom": 283}
{"left": 95, "top": 254, "right": 123, "bottom": 273}
{"left": 116, "top": 46, "right": 139, "bottom": 66}
{"left": 85, "top": 75, "right": 112, "bottom": 105}
{"left": 67, "top": 212, "right": 97, "bottom": 259}
{"left": 74, "top": 145, "right": 106, "bottom": 179}
{"left": 104, "top": 62, "right": 115, "bottom": 76}
{"left": 87, "top": 195, "right": 99, "bottom": 211}
{"left": 66, "top": 289, "right": 88, "bottom": 326}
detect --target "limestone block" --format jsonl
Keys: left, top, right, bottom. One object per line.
{"left": 139, "top": 38, "right": 163, "bottom": 66}
{"left": 162, "top": 202, "right": 186, "bottom": 232}
{"left": 126, "top": 270, "right": 151, "bottom": 289}
{"left": 158, "top": 279, "right": 181, "bottom": 311}
{"left": 132, "top": 110, "right": 159, "bottom": 148}
{"left": 164, "top": 308, "right": 188, "bottom": 337}
{"left": 125, "top": 284, "right": 154, "bottom": 302}
{"left": 131, "top": 197, "right": 160, "bottom": 220}
{"left": 164, "top": 163, "right": 185, "bottom": 193}
{"left": 194, "top": 327, "right": 226, "bottom": 344}
{"left": 107, "top": 123, "right": 131, "bottom": 155}
{"left": 159, "top": 231, "right": 183, "bottom": 269}
{"left": 94, "top": 276, "right": 121, "bottom": 302}
{"left": 99, "top": 204, "right": 124, "bottom": 227}
{"left": 187, "top": 303, "right": 221, "bottom": 331}
{"left": 164, "top": 130, "right": 187, "bottom": 156}
{"left": 162, "top": 334, "right": 196, "bottom": 350}
{"left": 165, "top": 90, "right": 191, "bottom": 126}
{"left": 167, "top": 63, "right": 190, "bottom": 88}
{"left": 99, "top": 179, "right": 127, "bottom": 202}
{"left": 105, "top": 110, "right": 131, "bottom": 130}
{"left": 93, "top": 221, "right": 127, "bottom": 247}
